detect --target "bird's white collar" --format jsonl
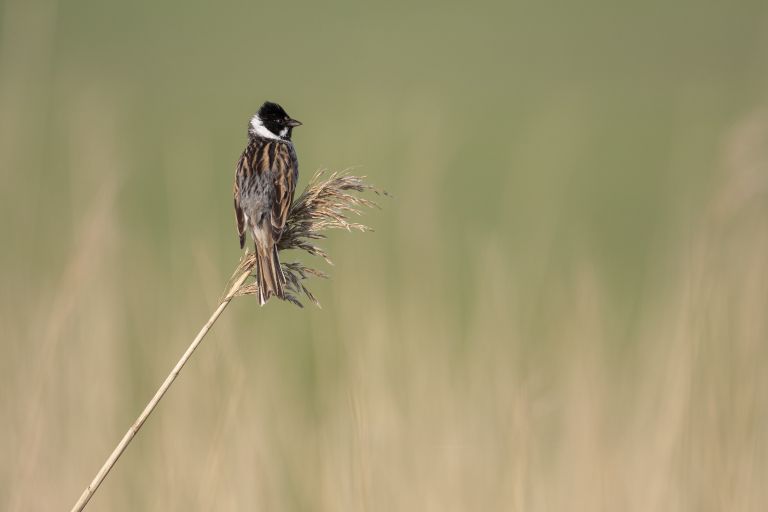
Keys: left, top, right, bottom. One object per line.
{"left": 250, "top": 114, "right": 286, "bottom": 141}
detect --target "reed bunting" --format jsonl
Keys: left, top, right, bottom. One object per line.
{"left": 233, "top": 101, "right": 302, "bottom": 305}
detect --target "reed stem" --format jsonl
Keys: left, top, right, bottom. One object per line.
{"left": 69, "top": 268, "right": 252, "bottom": 512}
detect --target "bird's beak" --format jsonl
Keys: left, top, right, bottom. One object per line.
{"left": 286, "top": 118, "right": 302, "bottom": 128}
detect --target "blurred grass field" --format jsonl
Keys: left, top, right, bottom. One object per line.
{"left": 2, "top": 0, "right": 768, "bottom": 510}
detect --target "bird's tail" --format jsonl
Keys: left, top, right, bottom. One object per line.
{"left": 255, "top": 243, "right": 286, "bottom": 305}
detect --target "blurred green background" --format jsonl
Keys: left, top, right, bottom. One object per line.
{"left": 2, "top": 0, "right": 768, "bottom": 510}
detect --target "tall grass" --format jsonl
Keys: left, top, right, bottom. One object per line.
{"left": 67, "top": 172, "right": 381, "bottom": 510}
{"left": 2, "top": 0, "right": 768, "bottom": 510}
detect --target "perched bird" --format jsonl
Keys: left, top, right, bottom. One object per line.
{"left": 234, "top": 101, "right": 302, "bottom": 305}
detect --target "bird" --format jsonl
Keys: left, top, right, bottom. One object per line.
{"left": 233, "top": 101, "right": 302, "bottom": 305}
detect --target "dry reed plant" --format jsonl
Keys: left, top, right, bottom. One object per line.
{"left": 69, "top": 171, "right": 381, "bottom": 512}
{"left": 234, "top": 171, "right": 382, "bottom": 306}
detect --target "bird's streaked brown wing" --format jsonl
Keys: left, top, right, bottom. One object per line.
{"left": 235, "top": 140, "right": 297, "bottom": 244}
{"left": 269, "top": 143, "right": 298, "bottom": 239}
{"left": 234, "top": 154, "right": 247, "bottom": 249}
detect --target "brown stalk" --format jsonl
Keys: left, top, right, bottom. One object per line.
{"left": 69, "top": 171, "right": 381, "bottom": 511}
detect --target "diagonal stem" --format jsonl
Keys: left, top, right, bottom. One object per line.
{"left": 69, "top": 268, "right": 252, "bottom": 512}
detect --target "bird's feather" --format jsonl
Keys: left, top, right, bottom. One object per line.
{"left": 233, "top": 132, "right": 299, "bottom": 303}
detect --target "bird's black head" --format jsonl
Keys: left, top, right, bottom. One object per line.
{"left": 249, "top": 101, "right": 302, "bottom": 141}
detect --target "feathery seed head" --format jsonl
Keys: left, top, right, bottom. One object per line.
{"left": 230, "top": 171, "right": 384, "bottom": 307}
